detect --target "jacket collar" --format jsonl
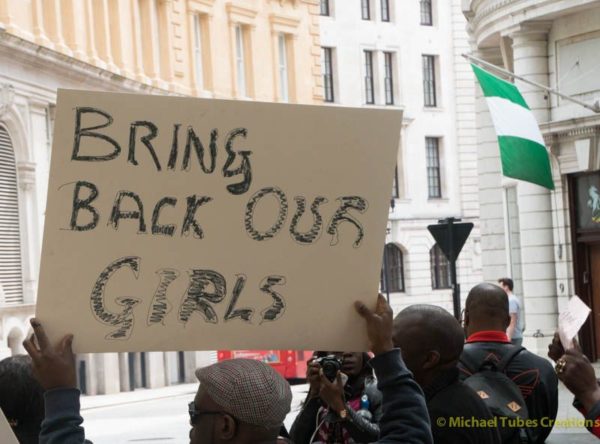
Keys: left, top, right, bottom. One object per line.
{"left": 423, "top": 367, "right": 460, "bottom": 402}
{"left": 466, "top": 331, "right": 510, "bottom": 344}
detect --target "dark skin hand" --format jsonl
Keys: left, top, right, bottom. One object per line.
{"left": 354, "top": 294, "right": 394, "bottom": 356}
{"left": 548, "top": 331, "right": 582, "bottom": 362}
{"left": 307, "top": 359, "right": 322, "bottom": 399}
{"left": 318, "top": 370, "right": 346, "bottom": 412}
{"left": 557, "top": 348, "right": 600, "bottom": 412}
{"left": 548, "top": 332, "right": 565, "bottom": 362}
{"left": 22, "top": 318, "right": 77, "bottom": 390}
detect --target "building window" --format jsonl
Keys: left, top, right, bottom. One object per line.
{"left": 278, "top": 34, "right": 289, "bottom": 102}
{"left": 322, "top": 47, "right": 335, "bottom": 102}
{"left": 420, "top": 0, "right": 433, "bottom": 25}
{"left": 384, "top": 52, "right": 394, "bottom": 105}
{"left": 426, "top": 137, "right": 442, "bottom": 198}
{"left": 422, "top": 54, "right": 437, "bottom": 107}
{"left": 0, "top": 125, "right": 23, "bottom": 305}
{"left": 235, "top": 25, "right": 247, "bottom": 97}
{"left": 381, "top": 244, "right": 404, "bottom": 293}
{"left": 392, "top": 165, "right": 399, "bottom": 198}
{"left": 361, "top": 0, "right": 370, "bottom": 20}
{"left": 193, "top": 14, "right": 204, "bottom": 90}
{"left": 381, "top": 0, "right": 390, "bottom": 22}
{"left": 430, "top": 245, "right": 451, "bottom": 289}
{"left": 320, "top": 0, "right": 330, "bottom": 16}
{"left": 364, "top": 50, "right": 375, "bottom": 104}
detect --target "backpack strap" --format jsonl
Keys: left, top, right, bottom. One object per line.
{"left": 497, "top": 346, "right": 525, "bottom": 373}
{"left": 459, "top": 349, "right": 484, "bottom": 374}
{"left": 460, "top": 345, "right": 525, "bottom": 374}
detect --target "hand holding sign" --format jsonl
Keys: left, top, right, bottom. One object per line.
{"left": 558, "top": 295, "right": 591, "bottom": 350}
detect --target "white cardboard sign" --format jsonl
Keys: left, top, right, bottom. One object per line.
{"left": 36, "top": 90, "right": 402, "bottom": 352}
{"left": 558, "top": 295, "right": 591, "bottom": 350}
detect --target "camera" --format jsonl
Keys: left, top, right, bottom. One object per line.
{"left": 313, "top": 355, "right": 342, "bottom": 382}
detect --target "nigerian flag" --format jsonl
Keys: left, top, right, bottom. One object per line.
{"left": 472, "top": 64, "right": 554, "bottom": 190}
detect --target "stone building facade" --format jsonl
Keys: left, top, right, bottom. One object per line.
{"left": 0, "top": 0, "right": 321, "bottom": 393}
{"left": 319, "top": 0, "right": 483, "bottom": 315}
{"left": 463, "top": 0, "right": 600, "bottom": 355}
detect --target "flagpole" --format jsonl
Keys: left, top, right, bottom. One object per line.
{"left": 463, "top": 53, "right": 600, "bottom": 114}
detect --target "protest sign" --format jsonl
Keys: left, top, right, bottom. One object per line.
{"left": 36, "top": 90, "right": 401, "bottom": 352}
{"left": 558, "top": 295, "right": 591, "bottom": 350}
{"left": 0, "top": 408, "right": 19, "bottom": 444}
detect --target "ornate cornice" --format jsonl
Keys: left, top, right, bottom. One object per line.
{"left": 541, "top": 115, "right": 600, "bottom": 143}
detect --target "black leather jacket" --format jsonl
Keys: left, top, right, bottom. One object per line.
{"left": 289, "top": 378, "right": 382, "bottom": 444}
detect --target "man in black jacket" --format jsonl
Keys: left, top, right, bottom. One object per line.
{"left": 459, "top": 283, "right": 559, "bottom": 443}
{"left": 393, "top": 304, "right": 501, "bottom": 444}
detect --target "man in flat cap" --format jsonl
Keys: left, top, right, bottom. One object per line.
{"left": 24, "top": 293, "right": 432, "bottom": 444}
{"left": 190, "top": 358, "right": 292, "bottom": 443}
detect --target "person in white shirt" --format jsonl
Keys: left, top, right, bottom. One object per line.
{"left": 498, "top": 277, "right": 524, "bottom": 346}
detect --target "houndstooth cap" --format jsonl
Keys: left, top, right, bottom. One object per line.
{"left": 195, "top": 358, "right": 292, "bottom": 428}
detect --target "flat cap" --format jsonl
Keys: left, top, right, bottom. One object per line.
{"left": 195, "top": 358, "right": 292, "bottom": 428}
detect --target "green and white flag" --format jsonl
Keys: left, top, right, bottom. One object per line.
{"left": 471, "top": 63, "right": 554, "bottom": 190}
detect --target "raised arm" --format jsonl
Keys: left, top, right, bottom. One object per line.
{"left": 355, "top": 295, "right": 433, "bottom": 444}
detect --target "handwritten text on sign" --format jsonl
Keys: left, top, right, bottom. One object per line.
{"left": 37, "top": 91, "right": 402, "bottom": 352}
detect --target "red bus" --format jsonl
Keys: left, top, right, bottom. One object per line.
{"left": 218, "top": 350, "right": 312, "bottom": 382}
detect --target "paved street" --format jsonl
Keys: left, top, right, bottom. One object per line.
{"left": 80, "top": 380, "right": 599, "bottom": 443}
{"left": 81, "top": 383, "right": 308, "bottom": 443}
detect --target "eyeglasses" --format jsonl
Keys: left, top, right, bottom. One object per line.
{"left": 188, "top": 402, "right": 225, "bottom": 426}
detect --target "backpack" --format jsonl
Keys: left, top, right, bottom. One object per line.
{"left": 460, "top": 346, "right": 530, "bottom": 444}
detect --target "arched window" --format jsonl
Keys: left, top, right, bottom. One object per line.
{"left": 430, "top": 244, "right": 451, "bottom": 289}
{"left": 381, "top": 243, "right": 404, "bottom": 293}
{"left": 0, "top": 125, "right": 23, "bottom": 304}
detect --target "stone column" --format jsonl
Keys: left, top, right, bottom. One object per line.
{"left": 509, "top": 22, "right": 558, "bottom": 350}
{"left": 144, "top": 351, "right": 167, "bottom": 388}
{"left": 94, "top": 353, "right": 121, "bottom": 394}
{"left": 17, "top": 161, "right": 38, "bottom": 304}
{"left": 31, "top": 0, "right": 53, "bottom": 48}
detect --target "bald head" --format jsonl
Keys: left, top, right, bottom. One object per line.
{"left": 464, "top": 282, "right": 510, "bottom": 335}
{"left": 393, "top": 305, "right": 465, "bottom": 383}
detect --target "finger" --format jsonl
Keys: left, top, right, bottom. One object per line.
{"left": 319, "top": 368, "right": 332, "bottom": 386}
{"left": 354, "top": 300, "right": 373, "bottom": 320}
{"left": 22, "top": 334, "right": 42, "bottom": 361}
{"left": 30, "top": 318, "right": 50, "bottom": 352}
{"left": 60, "top": 334, "right": 74, "bottom": 355}
{"left": 376, "top": 293, "right": 392, "bottom": 315}
{"left": 335, "top": 371, "right": 344, "bottom": 389}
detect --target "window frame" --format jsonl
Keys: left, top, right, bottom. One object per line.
{"left": 364, "top": 50, "right": 375, "bottom": 105}
{"left": 322, "top": 47, "right": 335, "bottom": 103}
{"left": 384, "top": 51, "right": 394, "bottom": 105}
{"left": 235, "top": 25, "right": 247, "bottom": 97}
{"left": 381, "top": 0, "right": 390, "bottom": 22}
{"left": 361, "top": 0, "right": 371, "bottom": 20}
{"left": 420, "top": 0, "right": 433, "bottom": 26}
{"left": 192, "top": 14, "right": 204, "bottom": 91}
{"left": 381, "top": 244, "right": 405, "bottom": 293}
{"left": 278, "top": 33, "right": 289, "bottom": 102}
{"left": 426, "top": 137, "right": 442, "bottom": 199}
{"left": 430, "top": 245, "right": 451, "bottom": 290}
{"left": 392, "top": 165, "right": 399, "bottom": 198}
{"left": 422, "top": 54, "right": 437, "bottom": 107}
